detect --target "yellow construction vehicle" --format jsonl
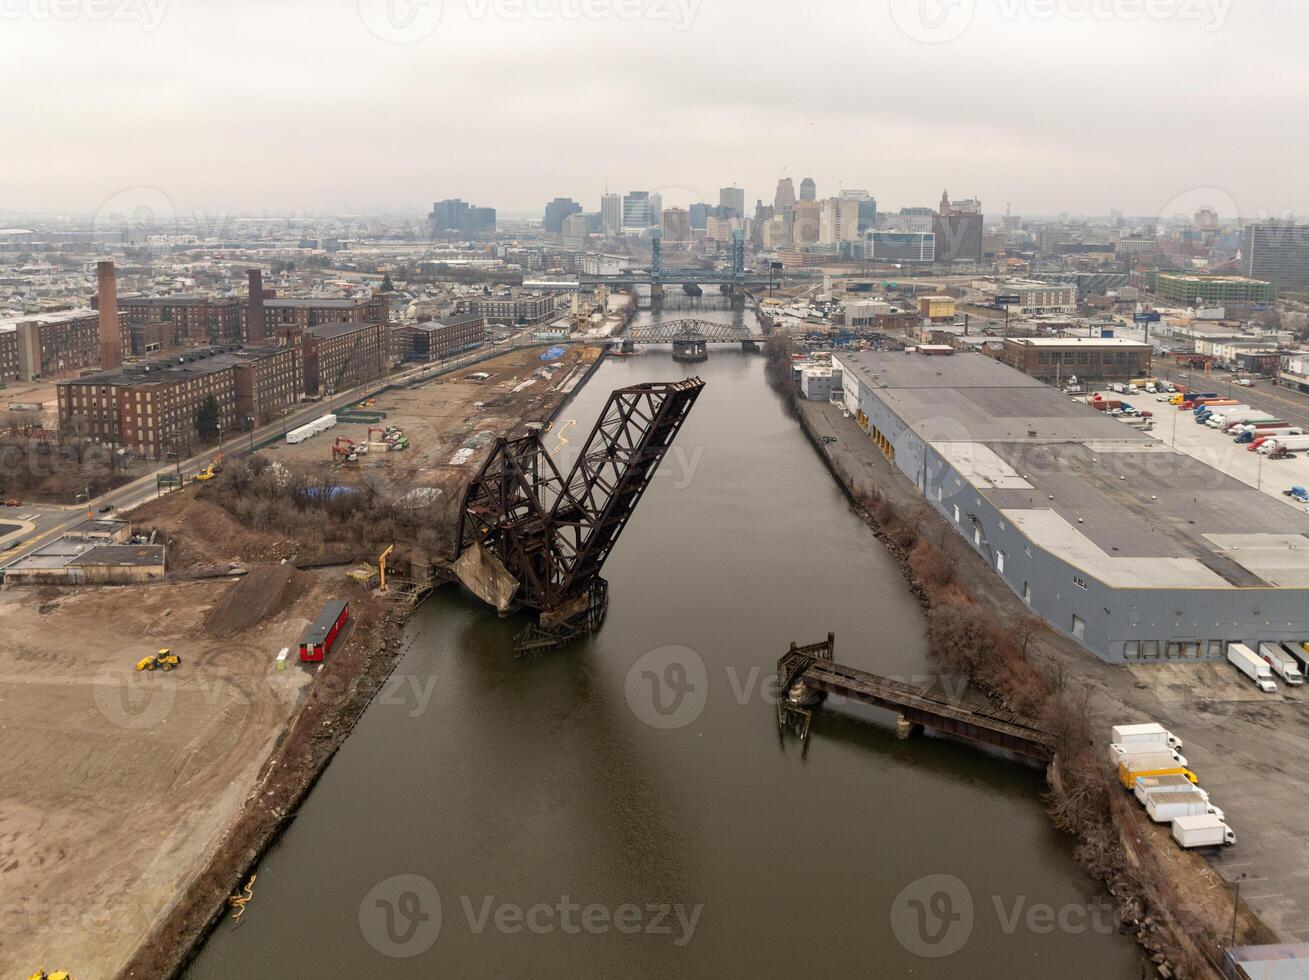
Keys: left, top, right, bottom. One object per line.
{"left": 346, "top": 564, "right": 381, "bottom": 588}
{"left": 135, "top": 648, "right": 181, "bottom": 672}
{"left": 29, "top": 970, "right": 73, "bottom": 979}
{"left": 378, "top": 544, "right": 394, "bottom": 593}
{"left": 195, "top": 451, "right": 224, "bottom": 481}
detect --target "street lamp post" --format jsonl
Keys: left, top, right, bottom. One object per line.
{"left": 247, "top": 416, "right": 256, "bottom": 454}
{"left": 1231, "top": 873, "right": 1247, "bottom": 947}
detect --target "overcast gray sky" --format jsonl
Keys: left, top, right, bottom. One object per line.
{"left": 3, "top": 0, "right": 1306, "bottom": 221}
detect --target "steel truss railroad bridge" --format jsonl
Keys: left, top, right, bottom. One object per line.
{"left": 456, "top": 377, "right": 705, "bottom": 654}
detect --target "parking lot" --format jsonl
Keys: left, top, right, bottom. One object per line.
{"left": 1084, "top": 384, "right": 1309, "bottom": 512}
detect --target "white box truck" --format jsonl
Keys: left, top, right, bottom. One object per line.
{"left": 1260, "top": 643, "right": 1305, "bottom": 685}
{"left": 1146, "top": 791, "right": 1223, "bottom": 823}
{"left": 1134, "top": 774, "right": 1209, "bottom": 806}
{"left": 1282, "top": 642, "right": 1309, "bottom": 678}
{"left": 1109, "top": 742, "right": 1187, "bottom": 768}
{"left": 1111, "top": 723, "right": 1183, "bottom": 752}
{"left": 1229, "top": 643, "right": 1277, "bottom": 693}
{"left": 1171, "top": 814, "right": 1236, "bottom": 848}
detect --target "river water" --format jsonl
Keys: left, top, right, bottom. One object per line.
{"left": 186, "top": 308, "right": 1142, "bottom": 978}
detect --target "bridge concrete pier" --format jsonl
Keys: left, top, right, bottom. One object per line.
{"left": 650, "top": 284, "right": 665, "bottom": 302}
{"left": 672, "top": 333, "right": 708, "bottom": 362}
{"left": 895, "top": 714, "right": 923, "bottom": 740}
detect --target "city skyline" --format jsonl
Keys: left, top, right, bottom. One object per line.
{"left": 4, "top": 0, "right": 1308, "bottom": 218}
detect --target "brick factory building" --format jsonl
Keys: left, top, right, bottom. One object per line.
{"left": 56, "top": 345, "right": 301, "bottom": 458}
{"left": 1000, "top": 336, "right": 1152, "bottom": 384}
{"left": 302, "top": 321, "right": 385, "bottom": 396}
{"left": 457, "top": 293, "right": 559, "bottom": 325}
{"left": 392, "top": 314, "right": 486, "bottom": 363}
{"left": 0, "top": 309, "right": 107, "bottom": 381}
{"left": 255, "top": 295, "right": 389, "bottom": 341}
{"left": 117, "top": 295, "right": 245, "bottom": 347}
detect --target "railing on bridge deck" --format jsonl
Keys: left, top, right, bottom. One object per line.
{"left": 776, "top": 634, "right": 1056, "bottom": 762}
{"left": 624, "top": 319, "right": 765, "bottom": 344}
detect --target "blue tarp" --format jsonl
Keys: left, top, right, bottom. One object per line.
{"left": 539, "top": 346, "right": 566, "bottom": 362}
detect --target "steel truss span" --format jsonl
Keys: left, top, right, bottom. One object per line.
{"left": 457, "top": 378, "right": 705, "bottom": 646}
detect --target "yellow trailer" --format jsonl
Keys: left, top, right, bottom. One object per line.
{"left": 1118, "top": 757, "right": 1198, "bottom": 790}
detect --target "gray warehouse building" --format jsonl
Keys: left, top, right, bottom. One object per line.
{"left": 834, "top": 350, "right": 1309, "bottom": 663}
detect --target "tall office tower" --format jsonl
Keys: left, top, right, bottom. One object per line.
{"left": 799, "top": 177, "right": 816, "bottom": 202}
{"left": 792, "top": 200, "right": 821, "bottom": 244}
{"left": 934, "top": 191, "right": 983, "bottom": 263}
{"left": 649, "top": 193, "right": 662, "bottom": 224}
{"left": 544, "top": 197, "right": 582, "bottom": 234}
{"left": 820, "top": 197, "right": 861, "bottom": 244}
{"left": 688, "top": 202, "right": 710, "bottom": 230}
{"left": 428, "top": 199, "right": 496, "bottom": 237}
{"left": 857, "top": 199, "right": 878, "bottom": 234}
{"left": 601, "top": 193, "right": 622, "bottom": 236}
{"left": 562, "top": 213, "right": 590, "bottom": 250}
{"left": 719, "top": 186, "right": 745, "bottom": 219}
{"left": 1244, "top": 221, "right": 1309, "bottom": 290}
{"left": 662, "top": 208, "right": 691, "bottom": 242}
{"left": 774, "top": 178, "right": 796, "bottom": 212}
{"left": 622, "top": 191, "right": 652, "bottom": 231}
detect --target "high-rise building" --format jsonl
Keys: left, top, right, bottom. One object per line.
{"left": 662, "top": 208, "right": 691, "bottom": 243}
{"left": 544, "top": 197, "right": 582, "bottom": 234}
{"left": 688, "top": 203, "right": 710, "bottom": 231}
{"left": 622, "top": 191, "right": 652, "bottom": 231}
{"left": 820, "top": 197, "right": 861, "bottom": 244}
{"left": 649, "top": 193, "right": 662, "bottom": 224}
{"left": 887, "top": 207, "right": 936, "bottom": 235}
{"left": 934, "top": 191, "right": 983, "bottom": 264}
{"left": 857, "top": 199, "right": 878, "bottom": 234}
{"left": 719, "top": 186, "right": 745, "bottom": 219}
{"left": 799, "top": 177, "right": 816, "bottom": 202}
{"left": 601, "top": 193, "right": 622, "bottom": 236}
{"left": 428, "top": 199, "right": 496, "bottom": 238}
{"left": 840, "top": 189, "right": 870, "bottom": 201}
{"left": 774, "top": 178, "right": 796, "bottom": 212}
{"left": 792, "top": 200, "right": 821, "bottom": 245}
{"left": 562, "top": 213, "right": 590, "bottom": 250}
{"left": 867, "top": 231, "right": 936, "bottom": 263}
{"left": 1244, "top": 221, "right": 1309, "bottom": 291}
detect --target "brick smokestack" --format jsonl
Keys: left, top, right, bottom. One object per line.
{"left": 247, "top": 268, "right": 267, "bottom": 344}
{"left": 96, "top": 260, "right": 121, "bottom": 370}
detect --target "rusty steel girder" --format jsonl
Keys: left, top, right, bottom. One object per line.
{"left": 457, "top": 377, "right": 705, "bottom": 616}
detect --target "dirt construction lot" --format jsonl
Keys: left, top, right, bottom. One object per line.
{"left": 0, "top": 569, "right": 335, "bottom": 978}
{"left": 270, "top": 343, "right": 602, "bottom": 505}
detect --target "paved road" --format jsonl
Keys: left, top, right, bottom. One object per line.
{"left": 0, "top": 334, "right": 538, "bottom": 568}
{"left": 1156, "top": 364, "right": 1309, "bottom": 431}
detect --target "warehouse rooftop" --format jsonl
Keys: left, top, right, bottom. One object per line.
{"left": 838, "top": 350, "right": 1309, "bottom": 589}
